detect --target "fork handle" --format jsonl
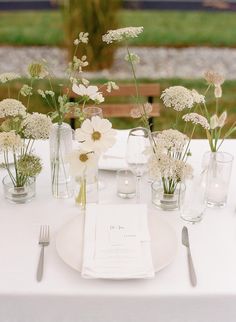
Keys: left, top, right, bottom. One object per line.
{"left": 37, "top": 246, "right": 44, "bottom": 282}
{"left": 187, "top": 248, "right": 197, "bottom": 287}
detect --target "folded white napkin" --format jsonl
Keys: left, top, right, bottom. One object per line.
{"left": 98, "top": 130, "right": 130, "bottom": 171}
{"left": 82, "top": 204, "right": 155, "bottom": 279}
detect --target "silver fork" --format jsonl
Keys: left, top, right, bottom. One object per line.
{"left": 36, "top": 225, "right": 50, "bottom": 282}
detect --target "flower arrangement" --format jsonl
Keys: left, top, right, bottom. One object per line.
{"left": 68, "top": 116, "right": 116, "bottom": 208}
{"left": 0, "top": 95, "right": 52, "bottom": 194}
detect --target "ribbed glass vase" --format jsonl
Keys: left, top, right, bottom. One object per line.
{"left": 49, "top": 122, "right": 74, "bottom": 199}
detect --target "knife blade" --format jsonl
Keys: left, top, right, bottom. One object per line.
{"left": 182, "top": 226, "right": 197, "bottom": 287}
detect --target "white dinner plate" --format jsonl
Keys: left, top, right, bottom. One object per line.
{"left": 55, "top": 210, "right": 178, "bottom": 274}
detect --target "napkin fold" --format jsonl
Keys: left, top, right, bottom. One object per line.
{"left": 98, "top": 130, "right": 130, "bottom": 171}
{"left": 82, "top": 204, "right": 155, "bottom": 279}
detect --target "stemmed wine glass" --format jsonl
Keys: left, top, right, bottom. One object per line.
{"left": 126, "top": 127, "right": 150, "bottom": 202}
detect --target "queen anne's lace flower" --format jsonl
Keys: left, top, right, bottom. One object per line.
{"left": 75, "top": 116, "right": 116, "bottom": 154}
{"left": 204, "top": 70, "right": 224, "bottom": 86}
{"left": 20, "top": 84, "right": 33, "bottom": 97}
{"left": 102, "top": 27, "right": 144, "bottom": 44}
{"left": 23, "top": 113, "right": 52, "bottom": 140}
{"left": 0, "top": 99, "right": 26, "bottom": 118}
{"left": 191, "top": 89, "right": 205, "bottom": 104}
{"left": 161, "top": 86, "right": 194, "bottom": 111}
{"left": 183, "top": 113, "right": 210, "bottom": 130}
{"left": 0, "top": 130, "right": 22, "bottom": 151}
{"left": 0, "top": 72, "right": 20, "bottom": 83}
{"left": 152, "top": 129, "right": 188, "bottom": 153}
{"left": 130, "top": 103, "right": 153, "bottom": 118}
{"left": 17, "top": 154, "right": 42, "bottom": 177}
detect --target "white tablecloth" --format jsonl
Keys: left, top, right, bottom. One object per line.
{"left": 1, "top": 139, "right": 236, "bottom": 322}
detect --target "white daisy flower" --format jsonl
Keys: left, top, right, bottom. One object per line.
{"left": 75, "top": 116, "right": 116, "bottom": 154}
{"left": 67, "top": 149, "right": 97, "bottom": 177}
{"left": 72, "top": 84, "right": 104, "bottom": 103}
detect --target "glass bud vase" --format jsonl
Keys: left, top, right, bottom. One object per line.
{"left": 74, "top": 169, "right": 99, "bottom": 210}
{"left": 203, "top": 151, "right": 233, "bottom": 208}
{"left": 151, "top": 181, "right": 185, "bottom": 211}
{"left": 49, "top": 122, "right": 74, "bottom": 198}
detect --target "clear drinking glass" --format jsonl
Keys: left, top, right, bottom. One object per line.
{"left": 203, "top": 151, "right": 234, "bottom": 208}
{"left": 179, "top": 171, "right": 208, "bottom": 223}
{"left": 83, "top": 106, "right": 103, "bottom": 119}
{"left": 125, "top": 127, "right": 150, "bottom": 202}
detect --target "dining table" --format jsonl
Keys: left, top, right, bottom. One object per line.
{"left": 1, "top": 134, "right": 236, "bottom": 322}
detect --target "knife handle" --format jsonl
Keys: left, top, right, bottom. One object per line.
{"left": 187, "top": 248, "right": 197, "bottom": 287}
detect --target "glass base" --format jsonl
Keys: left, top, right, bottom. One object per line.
{"left": 180, "top": 210, "right": 203, "bottom": 223}
{"left": 117, "top": 191, "right": 136, "bottom": 199}
{"left": 207, "top": 200, "right": 226, "bottom": 208}
{"left": 3, "top": 176, "right": 36, "bottom": 204}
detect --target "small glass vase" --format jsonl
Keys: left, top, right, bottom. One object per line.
{"left": 49, "top": 122, "right": 74, "bottom": 199}
{"left": 203, "top": 151, "right": 233, "bottom": 208}
{"left": 179, "top": 171, "right": 208, "bottom": 223}
{"left": 74, "top": 169, "right": 99, "bottom": 210}
{"left": 2, "top": 175, "right": 36, "bottom": 204}
{"left": 151, "top": 181, "right": 185, "bottom": 211}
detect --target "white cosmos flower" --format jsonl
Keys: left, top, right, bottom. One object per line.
{"left": 72, "top": 84, "right": 104, "bottom": 102}
{"left": 68, "top": 149, "right": 98, "bottom": 177}
{"left": 75, "top": 116, "right": 116, "bottom": 154}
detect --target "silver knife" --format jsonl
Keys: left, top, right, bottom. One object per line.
{"left": 182, "top": 226, "right": 197, "bottom": 287}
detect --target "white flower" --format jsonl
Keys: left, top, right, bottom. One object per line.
{"left": 23, "top": 113, "right": 52, "bottom": 140}
{"left": 161, "top": 86, "right": 194, "bottom": 111}
{"left": 37, "top": 89, "right": 46, "bottom": 98}
{"left": 75, "top": 116, "right": 116, "bottom": 154}
{"left": 102, "top": 26, "right": 144, "bottom": 44}
{"left": 28, "top": 62, "right": 48, "bottom": 79}
{"left": 214, "top": 85, "right": 222, "bottom": 98}
{"left": 125, "top": 53, "right": 140, "bottom": 64}
{"left": 204, "top": 70, "right": 224, "bottom": 86}
{"left": 68, "top": 149, "right": 97, "bottom": 177}
{"left": 210, "top": 111, "right": 227, "bottom": 129}
{"left": 79, "top": 32, "right": 89, "bottom": 44}
{"left": 0, "top": 72, "right": 20, "bottom": 83}
{"left": 70, "top": 55, "right": 88, "bottom": 72}
{"left": 20, "top": 84, "right": 33, "bottom": 97}
{"left": 72, "top": 84, "right": 104, "bottom": 103}
{"left": 130, "top": 103, "right": 153, "bottom": 118}
{"left": 74, "top": 38, "right": 79, "bottom": 45}
{"left": 0, "top": 99, "right": 26, "bottom": 118}
{"left": 152, "top": 129, "right": 188, "bottom": 154}
{"left": 106, "top": 81, "right": 119, "bottom": 93}
{"left": 191, "top": 89, "right": 205, "bottom": 104}
{"left": 45, "top": 90, "right": 55, "bottom": 97}
{"left": 183, "top": 113, "right": 210, "bottom": 130}
{"left": 0, "top": 130, "right": 22, "bottom": 151}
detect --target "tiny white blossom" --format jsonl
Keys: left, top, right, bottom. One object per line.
{"left": 37, "top": 89, "right": 46, "bottom": 98}
{"left": 102, "top": 26, "right": 144, "bottom": 44}
{"left": 79, "top": 32, "right": 89, "bottom": 44}
{"left": 82, "top": 78, "right": 90, "bottom": 86}
{"left": 20, "top": 84, "right": 33, "bottom": 97}
{"left": 74, "top": 38, "right": 79, "bottom": 45}
{"left": 0, "top": 72, "right": 20, "bottom": 83}
{"left": 106, "top": 81, "right": 119, "bottom": 93}
{"left": 45, "top": 90, "right": 55, "bottom": 97}
{"left": 125, "top": 52, "right": 140, "bottom": 64}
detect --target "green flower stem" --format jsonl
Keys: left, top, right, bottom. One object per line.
{"left": 75, "top": 176, "right": 86, "bottom": 210}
